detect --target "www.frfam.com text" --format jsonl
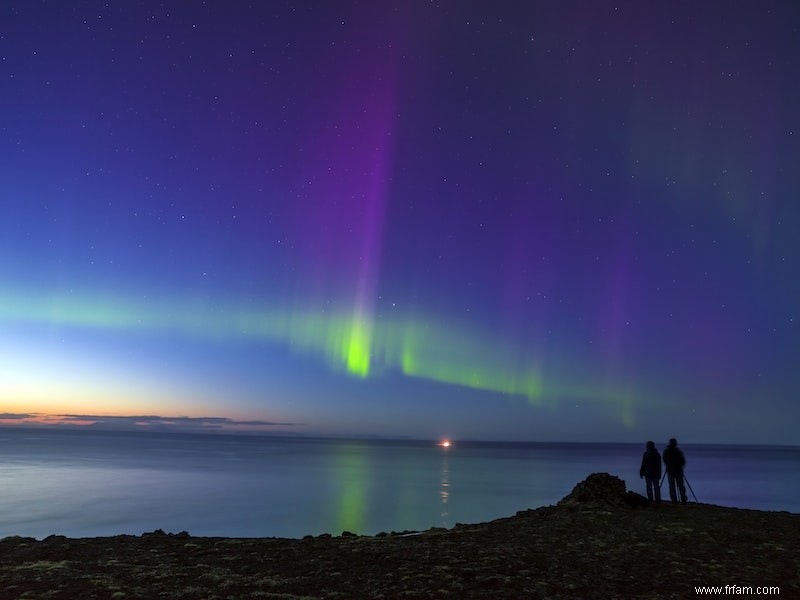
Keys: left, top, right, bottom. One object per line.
{"left": 695, "top": 584, "right": 780, "bottom": 595}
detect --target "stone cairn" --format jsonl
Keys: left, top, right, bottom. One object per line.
{"left": 558, "top": 472, "right": 649, "bottom": 508}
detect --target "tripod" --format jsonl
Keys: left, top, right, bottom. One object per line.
{"left": 661, "top": 471, "right": 697, "bottom": 503}
{"left": 683, "top": 474, "right": 698, "bottom": 503}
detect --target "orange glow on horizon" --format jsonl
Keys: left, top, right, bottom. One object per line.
{"left": 0, "top": 414, "right": 97, "bottom": 427}
{"left": 0, "top": 411, "right": 298, "bottom": 434}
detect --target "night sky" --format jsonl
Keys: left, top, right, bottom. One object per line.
{"left": 1, "top": 2, "right": 798, "bottom": 444}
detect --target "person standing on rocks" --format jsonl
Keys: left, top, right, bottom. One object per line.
{"left": 639, "top": 441, "right": 662, "bottom": 503}
{"left": 662, "top": 438, "right": 687, "bottom": 504}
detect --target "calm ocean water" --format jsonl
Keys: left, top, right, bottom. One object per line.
{"left": 0, "top": 429, "right": 797, "bottom": 539}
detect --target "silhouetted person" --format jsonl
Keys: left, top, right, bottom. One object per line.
{"left": 639, "top": 441, "right": 662, "bottom": 503}
{"left": 662, "top": 437, "right": 687, "bottom": 504}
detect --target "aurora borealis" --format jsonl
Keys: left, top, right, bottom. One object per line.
{"left": 1, "top": 2, "right": 798, "bottom": 444}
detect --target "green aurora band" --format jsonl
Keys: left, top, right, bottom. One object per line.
{"left": 0, "top": 291, "right": 637, "bottom": 425}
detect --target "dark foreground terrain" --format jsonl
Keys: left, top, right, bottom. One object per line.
{"left": 1, "top": 473, "right": 797, "bottom": 599}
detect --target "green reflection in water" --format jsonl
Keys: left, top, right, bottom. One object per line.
{"left": 334, "top": 443, "right": 369, "bottom": 534}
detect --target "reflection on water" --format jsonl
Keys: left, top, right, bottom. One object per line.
{"left": 334, "top": 443, "right": 368, "bottom": 534}
{"left": 0, "top": 431, "right": 798, "bottom": 539}
{"left": 439, "top": 446, "right": 450, "bottom": 528}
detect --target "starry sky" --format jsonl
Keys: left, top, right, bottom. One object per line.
{"left": 1, "top": 2, "right": 798, "bottom": 444}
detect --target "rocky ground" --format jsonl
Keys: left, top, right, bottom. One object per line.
{"left": 1, "top": 473, "right": 798, "bottom": 599}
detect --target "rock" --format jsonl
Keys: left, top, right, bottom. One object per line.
{"left": 142, "top": 529, "right": 167, "bottom": 537}
{"left": 558, "top": 473, "right": 653, "bottom": 508}
{"left": 623, "top": 490, "right": 651, "bottom": 508}
{"left": 557, "top": 472, "right": 628, "bottom": 506}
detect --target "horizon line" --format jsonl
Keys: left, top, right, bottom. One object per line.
{"left": 1, "top": 418, "right": 798, "bottom": 449}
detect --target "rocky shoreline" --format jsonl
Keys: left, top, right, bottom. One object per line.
{"left": 1, "top": 473, "right": 798, "bottom": 599}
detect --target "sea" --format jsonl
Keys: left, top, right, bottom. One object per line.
{"left": 0, "top": 428, "right": 797, "bottom": 540}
